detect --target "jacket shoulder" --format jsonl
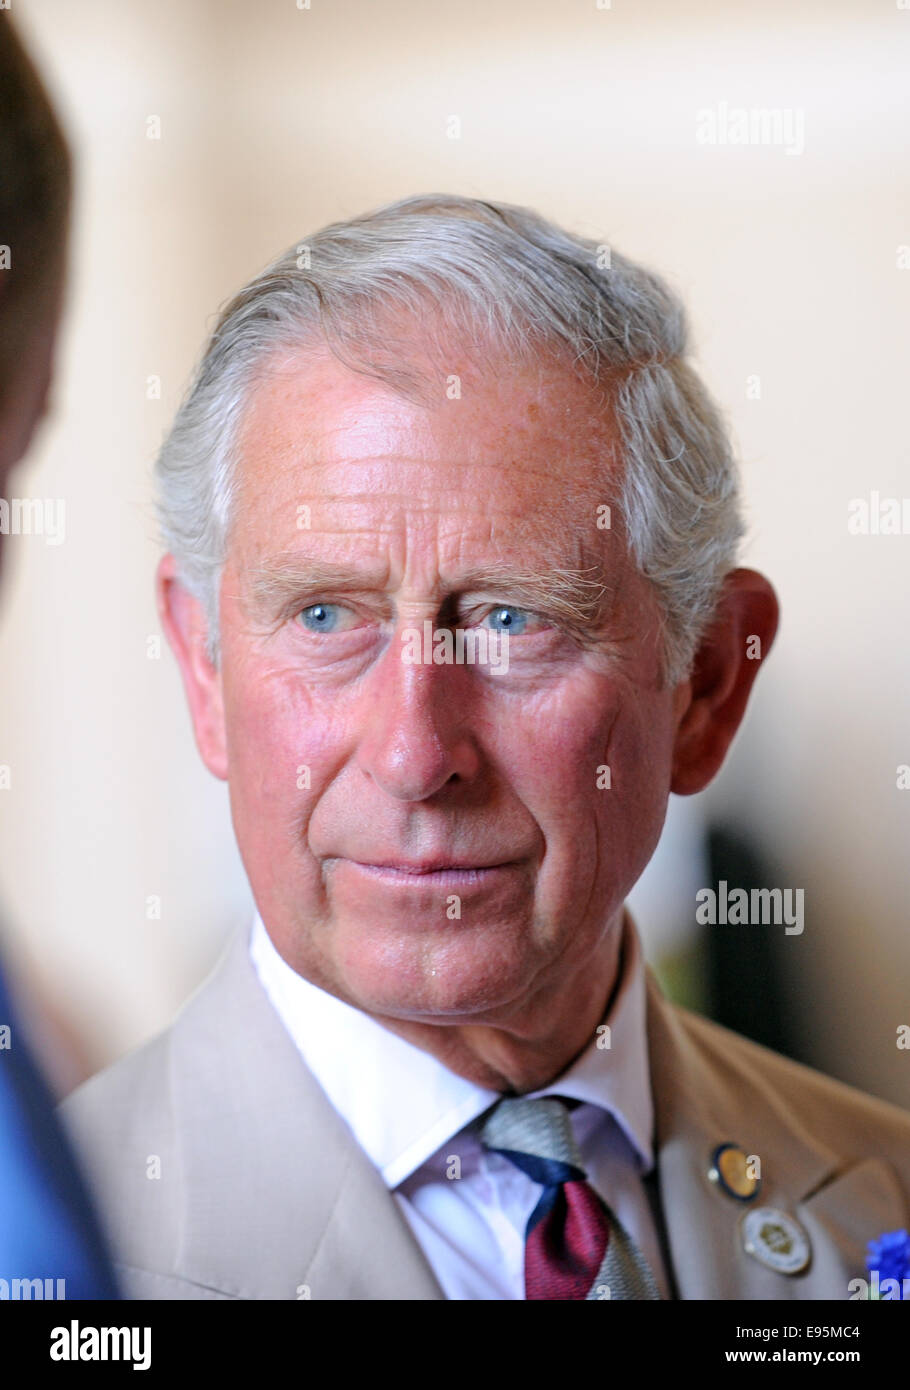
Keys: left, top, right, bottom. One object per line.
{"left": 58, "top": 1026, "right": 181, "bottom": 1283}
{"left": 670, "top": 998, "right": 910, "bottom": 1167}
{"left": 61, "top": 1027, "right": 173, "bottom": 1139}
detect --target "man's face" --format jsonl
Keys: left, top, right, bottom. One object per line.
{"left": 209, "top": 342, "right": 681, "bottom": 1025}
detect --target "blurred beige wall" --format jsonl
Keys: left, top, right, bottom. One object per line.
{"left": 1, "top": 0, "right": 907, "bottom": 1107}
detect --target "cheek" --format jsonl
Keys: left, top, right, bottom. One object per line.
{"left": 494, "top": 681, "right": 621, "bottom": 816}
{"left": 505, "top": 681, "right": 674, "bottom": 882}
{"left": 221, "top": 661, "right": 343, "bottom": 836}
{"left": 596, "top": 690, "right": 677, "bottom": 879}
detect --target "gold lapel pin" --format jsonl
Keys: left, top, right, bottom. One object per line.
{"left": 707, "top": 1143, "right": 761, "bottom": 1201}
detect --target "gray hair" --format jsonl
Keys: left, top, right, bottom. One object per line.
{"left": 155, "top": 193, "right": 744, "bottom": 685}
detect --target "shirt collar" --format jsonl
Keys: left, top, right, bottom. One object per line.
{"left": 249, "top": 908, "right": 654, "bottom": 1188}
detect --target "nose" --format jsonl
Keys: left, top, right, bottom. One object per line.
{"left": 356, "top": 623, "right": 483, "bottom": 802}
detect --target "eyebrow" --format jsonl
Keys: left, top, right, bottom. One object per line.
{"left": 241, "top": 554, "right": 617, "bottom": 630}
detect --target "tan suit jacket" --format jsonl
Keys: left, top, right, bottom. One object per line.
{"left": 59, "top": 923, "right": 910, "bottom": 1300}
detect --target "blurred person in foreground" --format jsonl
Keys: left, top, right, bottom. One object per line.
{"left": 63, "top": 194, "right": 910, "bottom": 1301}
{"left": 0, "top": 13, "right": 118, "bottom": 1301}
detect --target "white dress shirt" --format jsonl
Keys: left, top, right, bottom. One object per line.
{"left": 249, "top": 909, "right": 670, "bottom": 1300}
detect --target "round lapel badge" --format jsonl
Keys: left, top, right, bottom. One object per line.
{"left": 708, "top": 1144, "right": 760, "bottom": 1201}
{"left": 740, "top": 1207, "right": 812, "bottom": 1275}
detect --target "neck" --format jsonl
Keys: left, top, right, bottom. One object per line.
{"left": 371, "top": 918, "right": 626, "bottom": 1093}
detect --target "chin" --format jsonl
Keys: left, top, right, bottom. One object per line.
{"left": 332, "top": 921, "right": 538, "bottom": 1023}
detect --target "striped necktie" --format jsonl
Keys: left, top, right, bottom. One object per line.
{"left": 480, "top": 1095, "right": 660, "bottom": 1301}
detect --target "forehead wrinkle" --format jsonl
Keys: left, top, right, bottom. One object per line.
{"left": 234, "top": 373, "right": 619, "bottom": 517}
{"left": 243, "top": 456, "right": 612, "bottom": 502}
{"left": 235, "top": 342, "right": 623, "bottom": 511}
{"left": 262, "top": 397, "right": 604, "bottom": 466}
{"left": 232, "top": 450, "right": 617, "bottom": 549}
{"left": 236, "top": 377, "right": 619, "bottom": 488}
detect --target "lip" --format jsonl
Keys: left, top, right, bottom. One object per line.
{"left": 357, "top": 859, "right": 510, "bottom": 873}
{"left": 344, "top": 860, "right": 519, "bottom": 886}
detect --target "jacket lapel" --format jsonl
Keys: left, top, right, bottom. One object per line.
{"left": 645, "top": 968, "right": 907, "bottom": 1299}
{"left": 169, "top": 924, "right": 444, "bottom": 1300}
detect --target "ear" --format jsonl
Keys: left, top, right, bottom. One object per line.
{"left": 156, "top": 554, "right": 228, "bottom": 780}
{"left": 670, "top": 567, "right": 779, "bottom": 796}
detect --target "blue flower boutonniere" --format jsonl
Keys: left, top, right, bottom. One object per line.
{"left": 865, "top": 1229, "right": 910, "bottom": 1300}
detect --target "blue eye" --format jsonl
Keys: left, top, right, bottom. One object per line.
{"left": 298, "top": 603, "right": 346, "bottom": 633}
{"left": 484, "top": 606, "right": 529, "bottom": 635}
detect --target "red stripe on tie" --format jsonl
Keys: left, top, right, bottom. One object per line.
{"left": 524, "top": 1179, "right": 612, "bottom": 1300}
